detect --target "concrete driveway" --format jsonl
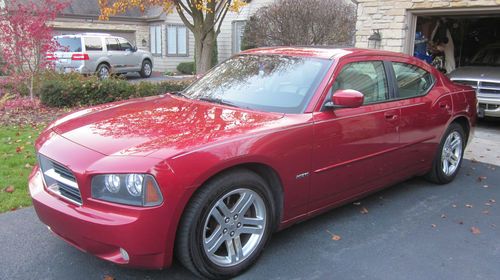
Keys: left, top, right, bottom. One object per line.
{"left": 0, "top": 121, "right": 498, "bottom": 280}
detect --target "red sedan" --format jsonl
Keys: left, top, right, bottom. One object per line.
{"left": 29, "top": 47, "right": 476, "bottom": 279}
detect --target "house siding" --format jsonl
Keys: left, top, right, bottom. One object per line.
{"left": 354, "top": 0, "right": 500, "bottom": 53}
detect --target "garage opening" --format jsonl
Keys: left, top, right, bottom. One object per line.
{"left": 407, "top": 8, "right": 500, "bottom": 74}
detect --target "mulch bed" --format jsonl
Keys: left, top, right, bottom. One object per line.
{"left": 0, "top": 98, "right": 71, "bottom": 127}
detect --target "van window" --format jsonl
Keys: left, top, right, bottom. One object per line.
{"left": 84, "top": 37, "right": 103, "bottom": 51}
{"left": 118, "top": 38, "right": 133, "bottom": 51}
{"left": 106, "top": 38, "right": 120, "bottom": 51}
{"left": 55, "top": 37, "right": 82, "bottom": 52}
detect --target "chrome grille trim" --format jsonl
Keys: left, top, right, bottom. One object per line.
{"left": 38, "top": 154, "right": 82, "bottom": 206}
{"left": 452, "top": 79, "right": 500, "bottom": 96}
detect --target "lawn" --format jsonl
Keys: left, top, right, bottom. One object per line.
{"left": 0, "top": 125, "right": 43, "bottom": 212}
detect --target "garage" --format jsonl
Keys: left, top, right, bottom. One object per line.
{"left": 406, "top": 7, "right": 500, "bottom": 74}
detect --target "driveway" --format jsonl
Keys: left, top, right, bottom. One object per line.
{"left": 0, "top": 121, "right": 498, "bottom": 280}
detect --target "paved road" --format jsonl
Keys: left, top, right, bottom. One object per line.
{"left": 0, "top": 122, "right": 499, "bottom": 280}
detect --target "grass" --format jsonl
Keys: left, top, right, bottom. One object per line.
{"left": 0, "top": 125, "right": 44, "bottom": 212}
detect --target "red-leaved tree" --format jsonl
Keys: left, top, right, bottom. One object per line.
{"left": 0, "top": 0, "right": 67, "bottom": 100}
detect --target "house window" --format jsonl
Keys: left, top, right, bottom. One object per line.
{"left": 150, "top": 25, "right": 162, "bottom": 56}
{"left": 167, "top": 25, "right": 188, "bottom": 56}
{"left": 232, "top": 21, "right": 246, "bottom": 54}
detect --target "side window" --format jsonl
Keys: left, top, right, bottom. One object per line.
{"left": 84, "top": 37, "right": 102, "bottom": 51}
{"left": 392, "top": 62, "right": 434, "bottom": 98}
{"left": 332, "top": 61, "right": 389, "bottom": 104}
{"left": 106, "top": 38, "right": 120, "bottom": 51}
{"left": 118, "top": 38, "right": 133, "bottom": 51}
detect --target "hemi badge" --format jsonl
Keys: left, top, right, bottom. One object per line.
{"left": 296, "top": 172, "right": 310, "bottom": 180}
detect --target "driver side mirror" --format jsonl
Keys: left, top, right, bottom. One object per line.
{"left": 325, "top": 89, "right": 364, "bottom": 109}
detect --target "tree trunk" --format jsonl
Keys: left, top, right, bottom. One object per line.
{"left": 194, "top": 30, "right": 216, "bottom": 74}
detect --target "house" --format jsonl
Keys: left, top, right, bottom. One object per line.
{"left": 353, "top": 0, "right": 500, "bottom": 71}
{"left": 42, "top": 0, "right": 275, "bottom": 73}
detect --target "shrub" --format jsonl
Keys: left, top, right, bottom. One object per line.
{"left": 39, "top": 73, "right": 193, "bottom": 108}
{"left": 177, "top": 62, "right": 196, "bottom": 75}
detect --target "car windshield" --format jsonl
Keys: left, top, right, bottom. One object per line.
{"left": 182, "top": 55, "right": 331, "bottom": 114}
{"left": 470, "top": 47, "right": 500, "bottom": 66}
{"left": 55, "top": 37, "right": 82, "bottom": 52}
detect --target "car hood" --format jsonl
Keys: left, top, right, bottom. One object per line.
{"left": 448, "top": 66, "right": 500, "bottom": 81}
{"left": 50, "top": 95, "right": 284, "bottom": 158}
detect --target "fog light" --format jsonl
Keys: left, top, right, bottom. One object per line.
{"left": 120, "top": 248, "right": 130, "bottom": 262}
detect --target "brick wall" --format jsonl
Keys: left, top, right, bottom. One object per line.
{"left": 354, "top": 0, "right": 500, "bottom": 52}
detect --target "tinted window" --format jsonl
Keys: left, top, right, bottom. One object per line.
{"left": 392, "top": 62, "right": 434, "bottom": 98}
{"left": 471, "top": 47, "right": 500, "bottom": 66}
{"left": 106, "top": 38, "right": 120, "bottom": 51}
{"left": 84, "top": 37, "right": 102, "bottom": 51}
{"left": 183, "top": 55, "right": 331, "bottom": 113}
{"left": 55, "top": 37, "right": 82, "bottom": 52}
{"left": 333, "top": 61, "right": 388, "bottom": 104}
{"left": 118, "top": 38, "right": 133, "bottom": 51}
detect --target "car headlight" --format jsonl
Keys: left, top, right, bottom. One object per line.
{"left": 91, "top": 174, "right": 163, "bottom": 207}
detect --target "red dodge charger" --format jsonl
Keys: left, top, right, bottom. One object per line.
{"left": 29, "top": 47, "right": 476, "bottom": 279}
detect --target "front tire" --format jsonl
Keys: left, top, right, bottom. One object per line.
{"left": 425, "top": 123, "right": 465, "bottom": 184}
{"left": 139, "top": 60, "right": 152, "bottom": 78}
{"left": 176, "top": 169, "right": 274, "bottom": 279}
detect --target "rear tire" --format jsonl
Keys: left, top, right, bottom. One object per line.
{"left": 176, "top": 169, "right": 274, "bottom": 279}
{"left": 139, "top": 60, "right": 152, "bottom": 78}
{"left": 96, "top": 64, "right": 110, "bottom": 79}
{"left": 425, "top": 123, "right": 465, "bottom": 184}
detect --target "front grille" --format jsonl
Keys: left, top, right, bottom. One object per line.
{"left": 38, "top": 155, "right": 82, "bottom": 205}
{"left": 453, "top": 79, "right": 500, "bottom": 95}
{"left": 479, "top": 103, "right": 500, "bottom": 110}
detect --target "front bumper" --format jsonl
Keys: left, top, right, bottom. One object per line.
{"left": 477, "top": 97, "right": 500, "bottom": 118}
{"left": 29, "top": 168, "right": 169, "bottom": 269}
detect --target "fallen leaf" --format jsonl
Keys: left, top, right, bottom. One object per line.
{"left": 452, "top": 204, "right": 457, "bottom": 208}
{"left": 4, "top": 186, "right": 14, "bottom": 193}
{"left": 352, "top": 202, "right": 361, "bottom": 206}
{"left": 458, "top": 221, "right": 464, "bottom": 225}
{"left": 477, "top": 176, "right": 487, "bottom": 182}
{"left": 25, "top": 163, "right": 32, "bottom": 169}
{"left": 15, "top": 139, "right": 21, "bottom": 143}
{"left": 483, "top": 185, "right": 489, "bottom": 188}
{"left": 482, "top": 210, "right": 490, "bottom": 215}
{"left": 465, "top": 204, "right": 473, "bottom": 208}
{"left": 15, "top": 146, "right": 24, "bottom": 153}
{"left": 431, "top": 224, "right": 437, "bottom": 228}
{"left": 489, "top": 199, "right": 496, "bottom": 203}
{"left": 440, "top": 214, "right": 447, "bottom": 219}
{"left": 470, "top": 226, "right": 481, "bottom": 235}
{"left": 485, "top": 202, "right": 492, "bottom": 206}
{"left": 360, "top": 207, "right": 369, "bottom": 214}
{"left": 331, "top": 234, "right": 342, "bottom": 241}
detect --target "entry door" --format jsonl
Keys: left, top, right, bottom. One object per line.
{"left": 310, "top": 60, "right": 401, "bottom": 209}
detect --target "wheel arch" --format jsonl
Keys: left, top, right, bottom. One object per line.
{"left": 450, "top": 115, "right": 471, "bottom": 145}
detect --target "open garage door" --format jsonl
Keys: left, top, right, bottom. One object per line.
{"left": 406, "top": 7, "right": 500, "bottom": 73}
{"left": 52, "top": 28, "right": 136, "bottom": 45}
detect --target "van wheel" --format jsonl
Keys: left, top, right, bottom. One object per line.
{"left": 139, "top": 60, "right": 152, "bottom": 78}
{"left": 176, "top": 169, "right": 274, "bottom": 279}
{"left": 96, "top": 64, "right": 110, "bottom": 79}
{"left": 425, "top": 123, "right": 465, "bottom": 184}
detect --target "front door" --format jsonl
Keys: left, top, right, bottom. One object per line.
{"left": 310, "top": 60, "right": 401, "bottom": 209}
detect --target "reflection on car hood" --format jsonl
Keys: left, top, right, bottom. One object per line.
{"left": 51, "top": 95, "right": 284, "bottom": 158}
{"left": 448, "top": 66, "right": 500, "bottom": 81}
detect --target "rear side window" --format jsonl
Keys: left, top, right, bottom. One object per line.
{"left": 106, "top": 38, "right": 120, "bottom": 51}
{"left": 392, "top": 62, "right": 434, "bottom": 98}
{"left": 84, "top": 37, "right": 102, "bottom": 51}
{"left": 55, "top": 37, "right": 82, "bottom": 52}
{"left": 332, "top": 61, "right": 389, "bottom": 104}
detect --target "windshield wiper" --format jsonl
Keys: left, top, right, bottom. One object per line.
{"left": 168, "top": 91, "right": 190, "bottom": 99}
{"left": 198, "top": 97, "right": 240, "bottom": 108}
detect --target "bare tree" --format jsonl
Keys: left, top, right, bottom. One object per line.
{"left": 242, "top": 0, "right": 356, "bottom": 49}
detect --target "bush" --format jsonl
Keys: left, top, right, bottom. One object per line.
{"left": 39, "top": 73, "right": 193, "bottom": 108}
{"left": 177, "top": 62, "right": 196, "bottom": 75}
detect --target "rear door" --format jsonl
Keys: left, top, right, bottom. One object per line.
{"left": 310, "top": 58, "right": 402, "bottom": 210}
{"left": 388, "top": 60, "right": 452, "bottom": 174}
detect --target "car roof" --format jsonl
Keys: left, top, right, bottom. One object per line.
{"left": 241, "top": 47, "right": 410, "bottom": 60}
{"left": 53, "top": 33, "right": 121, "bottom": 39}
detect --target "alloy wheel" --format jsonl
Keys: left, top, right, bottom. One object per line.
{"left": 202, "top": 188, "right": 266, "bottom": 267}
{"left": 441, "top": 131, "right": 463, "bottom": 176}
